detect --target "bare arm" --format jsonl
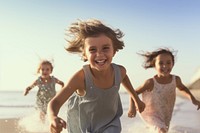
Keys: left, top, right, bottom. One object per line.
{"left": 128, "top": 78, "right": 153, "bottom": 117}
{"left": 47, "top": 69, "right": 85, "bottom": 133}
{"left": 136, "top": 78, "right": 154, "bottom": 95}
{"left": 55, "top": 78, "right": 64, "bottom": 87}
{"left": 119, "top": 65, "right": 145, "bottom": 113}
{"left": 24, "top": 80, "right": 37, "bottom": 96}
{"left": 176, "top": 76, "right": 200, "bottom": 110}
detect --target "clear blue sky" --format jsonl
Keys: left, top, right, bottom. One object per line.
{"left": 1, "top": 0, "right": 200, "bottom": 91}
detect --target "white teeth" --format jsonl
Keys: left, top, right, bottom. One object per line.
{"left": 97, "top": 60, "right": 104, "bottom": 63}
{"left": 96, "top": 59, "right": 105, "bottom": 63}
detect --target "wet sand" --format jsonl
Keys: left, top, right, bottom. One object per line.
{"left": 0, "top": 118, "right": 48, "bottom": 133}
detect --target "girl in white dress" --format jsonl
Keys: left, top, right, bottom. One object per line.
{"left": 128, "top": 48, "right": 200, "bottom": 133}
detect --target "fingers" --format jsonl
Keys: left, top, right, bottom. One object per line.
{"left": 128, "top": 111, "right": 136, "bottom": 118}
{"left": 138, "top": 102, "right": 145, "bottom": 113}
{"left": 50, "top": 124, "right": 63, "bottom": 133}
{"left": 197, "top": 105, "right": 200, "bottom": 110}
{"left": 50, "top": 118, "right": 66, "bottom": 133}
{"left": 59, "top": 119, "right": 67, "bottom": 129}
{"left": 128, "top": 113, "right": 135, "bottom": 118}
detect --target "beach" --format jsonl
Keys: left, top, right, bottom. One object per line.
{"left": 0, "top": 91, "right": 200, "bottom": 133}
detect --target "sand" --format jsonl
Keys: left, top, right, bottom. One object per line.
{"left": 0, "top": 118, "right": 22, "bottom": 133}
{"left": 0, "top": 118, "right": 48, "bottom": 133}
{"left": 1, "top": 89, "right": 199, "bottom": 133}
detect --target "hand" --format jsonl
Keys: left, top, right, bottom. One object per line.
{"left": 136, "top": 100, "right": 145, "bottom": 113}
{"left": 50, "top": 117, "right": 66, "bottom": 133}
{"left": 24, "top": 90, "right": 28, "bottom": 96}
{"left": 24, "top": 87, "right": 30, "bottom": 96}
{"left": 128, "top": 108, "right": 136, "bottom": 118}
{"left": 128, "top": 100, "right": 136, "bottom": 118}
{"left": 193, "top": 99, "right": 200, "bottom": 110}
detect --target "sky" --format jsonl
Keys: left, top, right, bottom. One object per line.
{"left": 0, "top": 0, "right": 200, "bottom": 91}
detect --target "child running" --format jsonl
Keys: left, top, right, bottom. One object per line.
{"left": 129, "top": 48, "right": 200, "bottom": 133}
{"left": 24, "top": 60, "right": 64, "bottom": 122}
{"left": 47, "top": 19, "right": 145, "bottom": 133}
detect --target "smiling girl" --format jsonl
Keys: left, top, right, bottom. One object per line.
{"left": 24, "top": 60, "right": 64, "bottom": 122}
{"left": 47, "top": 19, "right": 145, "bottom": 133}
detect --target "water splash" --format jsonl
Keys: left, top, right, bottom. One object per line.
{"left": 18, "top": 110, "right": 49, "bottom": 132}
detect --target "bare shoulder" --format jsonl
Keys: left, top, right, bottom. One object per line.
{"left": 136, "top": 78, "right": 154, "bottom": 94}
{"left": 144, "top": 78, "right": 154, "bottom": 91}
{"left": 175, "top": 75, "right": 185, "bottom": 88}
{"left": 70, "top": 68, "right": 85, "bottom": 87}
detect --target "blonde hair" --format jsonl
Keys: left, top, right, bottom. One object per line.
{"left": 37, "top": 60, "right": 54, "bottom": 73}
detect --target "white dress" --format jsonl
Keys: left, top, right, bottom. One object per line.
{"left": 140, "top": 75, "right": 176, "bottom": 131}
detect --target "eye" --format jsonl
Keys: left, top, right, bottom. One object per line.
{"left": 159, "top": 62, "right": 163, "bottom": 65}
{"left": 167, "top": 61, "right": 172, "bottom": 65}
{"left": 41, "top": 68, "right": 50, "bottom": 71}
{"left": 89, "top": 48, "right": 96, "bottom": 53}
{"left": 46, "top": 68, "right": 50, "bottom": 71}
{"left": 102, "top": 46, "right": 110, "bottom": 51}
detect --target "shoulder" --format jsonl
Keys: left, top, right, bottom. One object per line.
{"left": 50, "top": 76, "right": 56, "bottom": 80}
{"left": 72, "top": 68, "right": 85, "bottom": 80}
{"left": 143, "top": 78, "right": 154, "bottom": 91}
{"left": 174, "top": 75, "right": 183, "bottom": 87}
{"left": 35, "top": 77, "right": 41, "bottom": 83}
{"left": 144, "top": 78, "right": 154, "bottom": 87}
{"left": 114, "top": 64, "right": 126, "bottom": 79}
{"left": 69, "top": 68, "right": 85, "bottom": 86}
{"left": 136, "top": 78, "right": 154, "bottom": 94}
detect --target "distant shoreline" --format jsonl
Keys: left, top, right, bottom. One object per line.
{"left": 177, "top": 88, "right": 200, "bottom": 101}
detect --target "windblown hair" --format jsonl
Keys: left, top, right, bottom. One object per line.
{"left": 65, "top": 19, "right": 124, "bottom": 61}
{"left": 138, "top": 48, "right": 177, "bottom": 69}
{"left": 37, "top": 60, "right": 53, "bottom": 73}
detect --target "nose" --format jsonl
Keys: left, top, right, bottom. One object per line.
{"left": 96, "top": 50, "right": 103, "bottom": 56}
{"left": 162, "top": 64, "right": 167, "bottom": 68}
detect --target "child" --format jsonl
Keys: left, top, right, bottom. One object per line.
{"left": 24, "top": 60, "right": 64, "bottom": 122}
{"left": 129, "top": 48, "right": 200, "bottom": 133}
{"left": 47, "top": 19, "right": 145, "bottom": 133}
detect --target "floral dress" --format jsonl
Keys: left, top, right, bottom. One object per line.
{"left": 36, "top": 76, "right": 56, "bottom": 114}
{"left": 140, "top": 75, "right": 176, "bottom": 131}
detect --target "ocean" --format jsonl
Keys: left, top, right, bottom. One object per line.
{"left": 0, "top": 91, "right": 200, "bottom": 133}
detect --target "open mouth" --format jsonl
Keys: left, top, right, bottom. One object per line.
{"left": 162, "top": 69, "right": 170, "bottom": 74}
{"left": 95, "top": 59, "right": 106, "bottom": 65}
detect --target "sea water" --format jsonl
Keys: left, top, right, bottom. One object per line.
{"left": 0, "top": 91, "right": 199, "bottom": 133}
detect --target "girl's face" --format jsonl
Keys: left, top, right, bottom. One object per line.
{"left": 155, "top": 53, "right": 174, "bottom": 77}
{"left": 83, "top": 34, "right": 115, "bottom": 71}
{"left": 40, "top": 64, "right": 52, "bottom": 78}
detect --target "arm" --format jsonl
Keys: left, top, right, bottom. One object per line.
{"left": 24, "top": 80, "right": 37, "bottom": 96}
{"left": 128, "top": 78, "right": 153, "bottom": 117}
{"left": 135, "top": 79, "right": 154, "bottom": 95}
{"left": 119, "top": 65, "right": 145, "bottom": 114}
{"left": 47, "top": 69, "right": 85, "bottom": 133}
{"left": 176, "top": 76, "right": 200, "bottom": 110}
{"left": 55, "top": 78, "right": 64, "bottom": 88}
